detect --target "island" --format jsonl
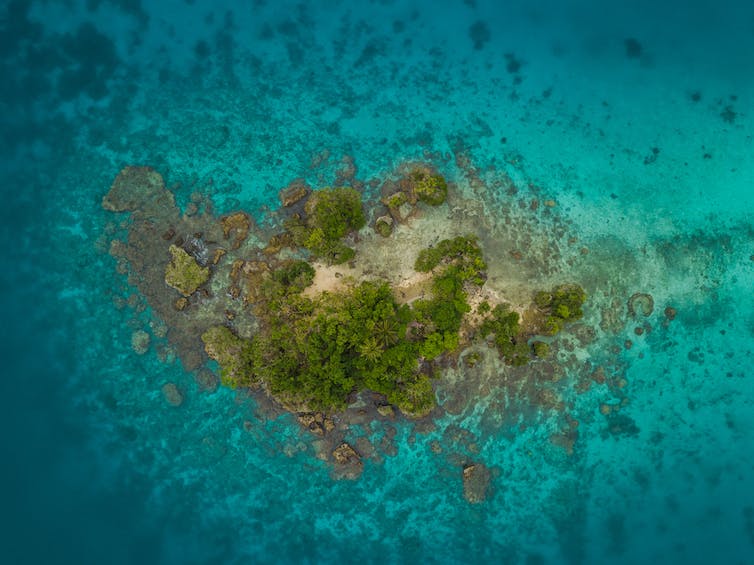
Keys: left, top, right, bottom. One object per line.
{"left": 102, "top": 160, "right": 586, "bottom": 489}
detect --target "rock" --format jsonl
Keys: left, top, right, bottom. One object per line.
{"left": 375, "top": 215, "right": 393, "bottom": 237}
{"left": 174, "top": 297, "right": 188, "bottom": 311}
{"left": 279, "top": 182, "right": 310, "bottom": 207}
{"left": 165, "top": 244, "right": 210, "bottom": 296}
{"left": 263, "top": 232, "right": 295, "bottom": 255}
{"left": 376, "top": 404, "right": 395, "bottom": 418}
{"left": 627, "top": 292, "right": 654, "bottom": 318}
{"left": 332, "top": 442, "right": 361, "bottom": 465}
{"left": 384, "top": 190, "right": 408, "bottom": 210}
{"left": 297, "top": 412, "right": 335, "bottom": 435}
{"left": 161, "top": 383, "right": 184, "bottom": 406}
{"left": 398, "top": 202, "right": 413, "bottom": 221}
{"left": 462, "top": 462, "right": 491, "bottom": 503}
{"left": 323, "top": 417, "right": 335, "bottom": 433}
{"left": 130, "top": 330, "right": 150, "bottom": 355}
{"left": 211, "top": 248, "right": 226, "bottom": 265}
{"left": 332, "top": 442, "right": 364, "bottom": 479}
{"left": 221, "top": 212, "right": 251, "bottom": 250}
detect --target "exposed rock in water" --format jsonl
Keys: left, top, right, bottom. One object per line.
{"left": 131, "top": 329, "right": 150, "bottom": 355}
{"left": 297, "top": 412, "right": 335, "bottom": 435}
{"left": 161, "top": 382, "right": 184, "bottom": 406}
{"left": 164, "top": 244, "right": 210, "bottom": 296}
{"left": 332, "top": 442, "right": 363, "bottom": 479}
{"left": 462, "top": 462, "right": 491, "bottom": 503}
{"left": 221, "top": 211, "right": 251, "bottom": 250}
{"left": 279, "top": 181, "right": 310, "bottom": 207}
{"left": 376, "top": 404, "right": 395, "bottom": 418}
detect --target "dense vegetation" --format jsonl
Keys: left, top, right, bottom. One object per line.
{"left": 286, "top": 187, "right": 365, "bottom": 264}
{"left": 410, "top": 169, "right": 448, "bottom": 206}
{"left": 201, "top": 223, "right": 586, "bottom": 416}
{"left": 534, "top": 284, "right": 587, "bottom": 335}
{"left": 202, "top": 235, "right": 488, "bottom": 416}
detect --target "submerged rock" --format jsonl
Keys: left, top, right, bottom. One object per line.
{"left": 161, "top": 382, "right": 184, "bottom": 406}
{"left": 279, "top": 182, "right": 310, "bottom": 207}
{"left": 332, "top": 442, "right": 364, "bottom": 479}
{"left": 462, "top": 462, "right": 491, "bottom": 503}
{"left": 130, "top": 329, "right": 150, "bottom": 355}
{"left": 102, "top": 166, "right": 175, "bottom": 214}
{"left": 221, "top": 211, "right": 251, "bottom": 250}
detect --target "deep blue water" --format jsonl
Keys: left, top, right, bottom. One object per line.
{"left": 2, "top": 1, "right": 754, "bottom": 563}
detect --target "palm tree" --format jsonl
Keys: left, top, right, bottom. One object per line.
{"left": 374, "top": 318, "right": 399, "bottom": 348}
{"left": 358, "top": 337, "right": 382, "bottom": 363}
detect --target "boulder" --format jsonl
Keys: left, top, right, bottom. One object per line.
{"left": 279, "top": 182, "right": 310, "bottom": 207}
{"left": 221, "top": 212, "right": 251, "bottom": 250}
{"left": 332, "top": 442, "right": 361, "bottom": 465}
{"left": 375, "top": 215, "right": 393, "bottom": 237}
{"left": 165, "top": 244, "right": 210, "bottom": 296}
{"left": 332, "top": 442, "right": 364, "bottom": 479}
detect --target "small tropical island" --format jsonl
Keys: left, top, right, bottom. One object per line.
{"left": 103, "top": 160, "right": 586, "bottom": 489}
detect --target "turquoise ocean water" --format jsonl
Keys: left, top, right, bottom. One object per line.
{"left": 2, "top": 1, "right": 753, "bottom": 563}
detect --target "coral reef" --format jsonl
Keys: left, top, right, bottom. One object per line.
{"left": 103, "top": 157, "right": 591, "bottom": 494}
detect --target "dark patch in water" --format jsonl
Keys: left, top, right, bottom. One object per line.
{"left": 469, "top": 20, "right": 490, "bottom": 50}
{"left": 624, "top": 38, "right": 643, "bottom": 59}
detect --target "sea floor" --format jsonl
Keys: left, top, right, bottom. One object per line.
{"left": 2, "top": 1, "right": 754, "bottom": 564}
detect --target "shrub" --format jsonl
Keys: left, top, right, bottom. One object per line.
{"left": 272, "top": 260, "right": 316, "bottom": 291}
{"left": 532, "top": 341, "right": 550, "bottom": 358}
{"left": 201, "top": 326, "right": 257, "bottom": 388}
{"left": 534, "top": 283, "right": 587, "bottom": 336}
{"left": 292, "top": 187, "right": 366, "bottom": 264}
{"left": 411, "top": 170, "right": 448, "bottom": 206}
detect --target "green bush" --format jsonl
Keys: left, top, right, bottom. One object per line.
{"left": 272, "top": 260, "right": 316, "bottom": 291}
{"left": 535, "top": 283, "right": 587, "bottom": 336}
{"left": 411, "top": 170, "right": 448, "bottom": 206}
{"left": 290, "top": 187, "right": 366, "bottom": 264}
{"left": 480, "top": 304, "right": 526, "bottom": 364}
{"left": 386, "top": 191, "right": 408, "bottom": 209}
{"left": 532, "top": 341, "right": 550, "bottom": 358}
{"left": 201, "top": 326, "right": 258, "bottom": 388}
{"left": 414, "top": 236, "right": 486, "bottom": 282}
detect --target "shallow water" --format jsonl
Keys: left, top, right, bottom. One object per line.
{"left": 2, "top": 1, "right": 754, "bottom": 563}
